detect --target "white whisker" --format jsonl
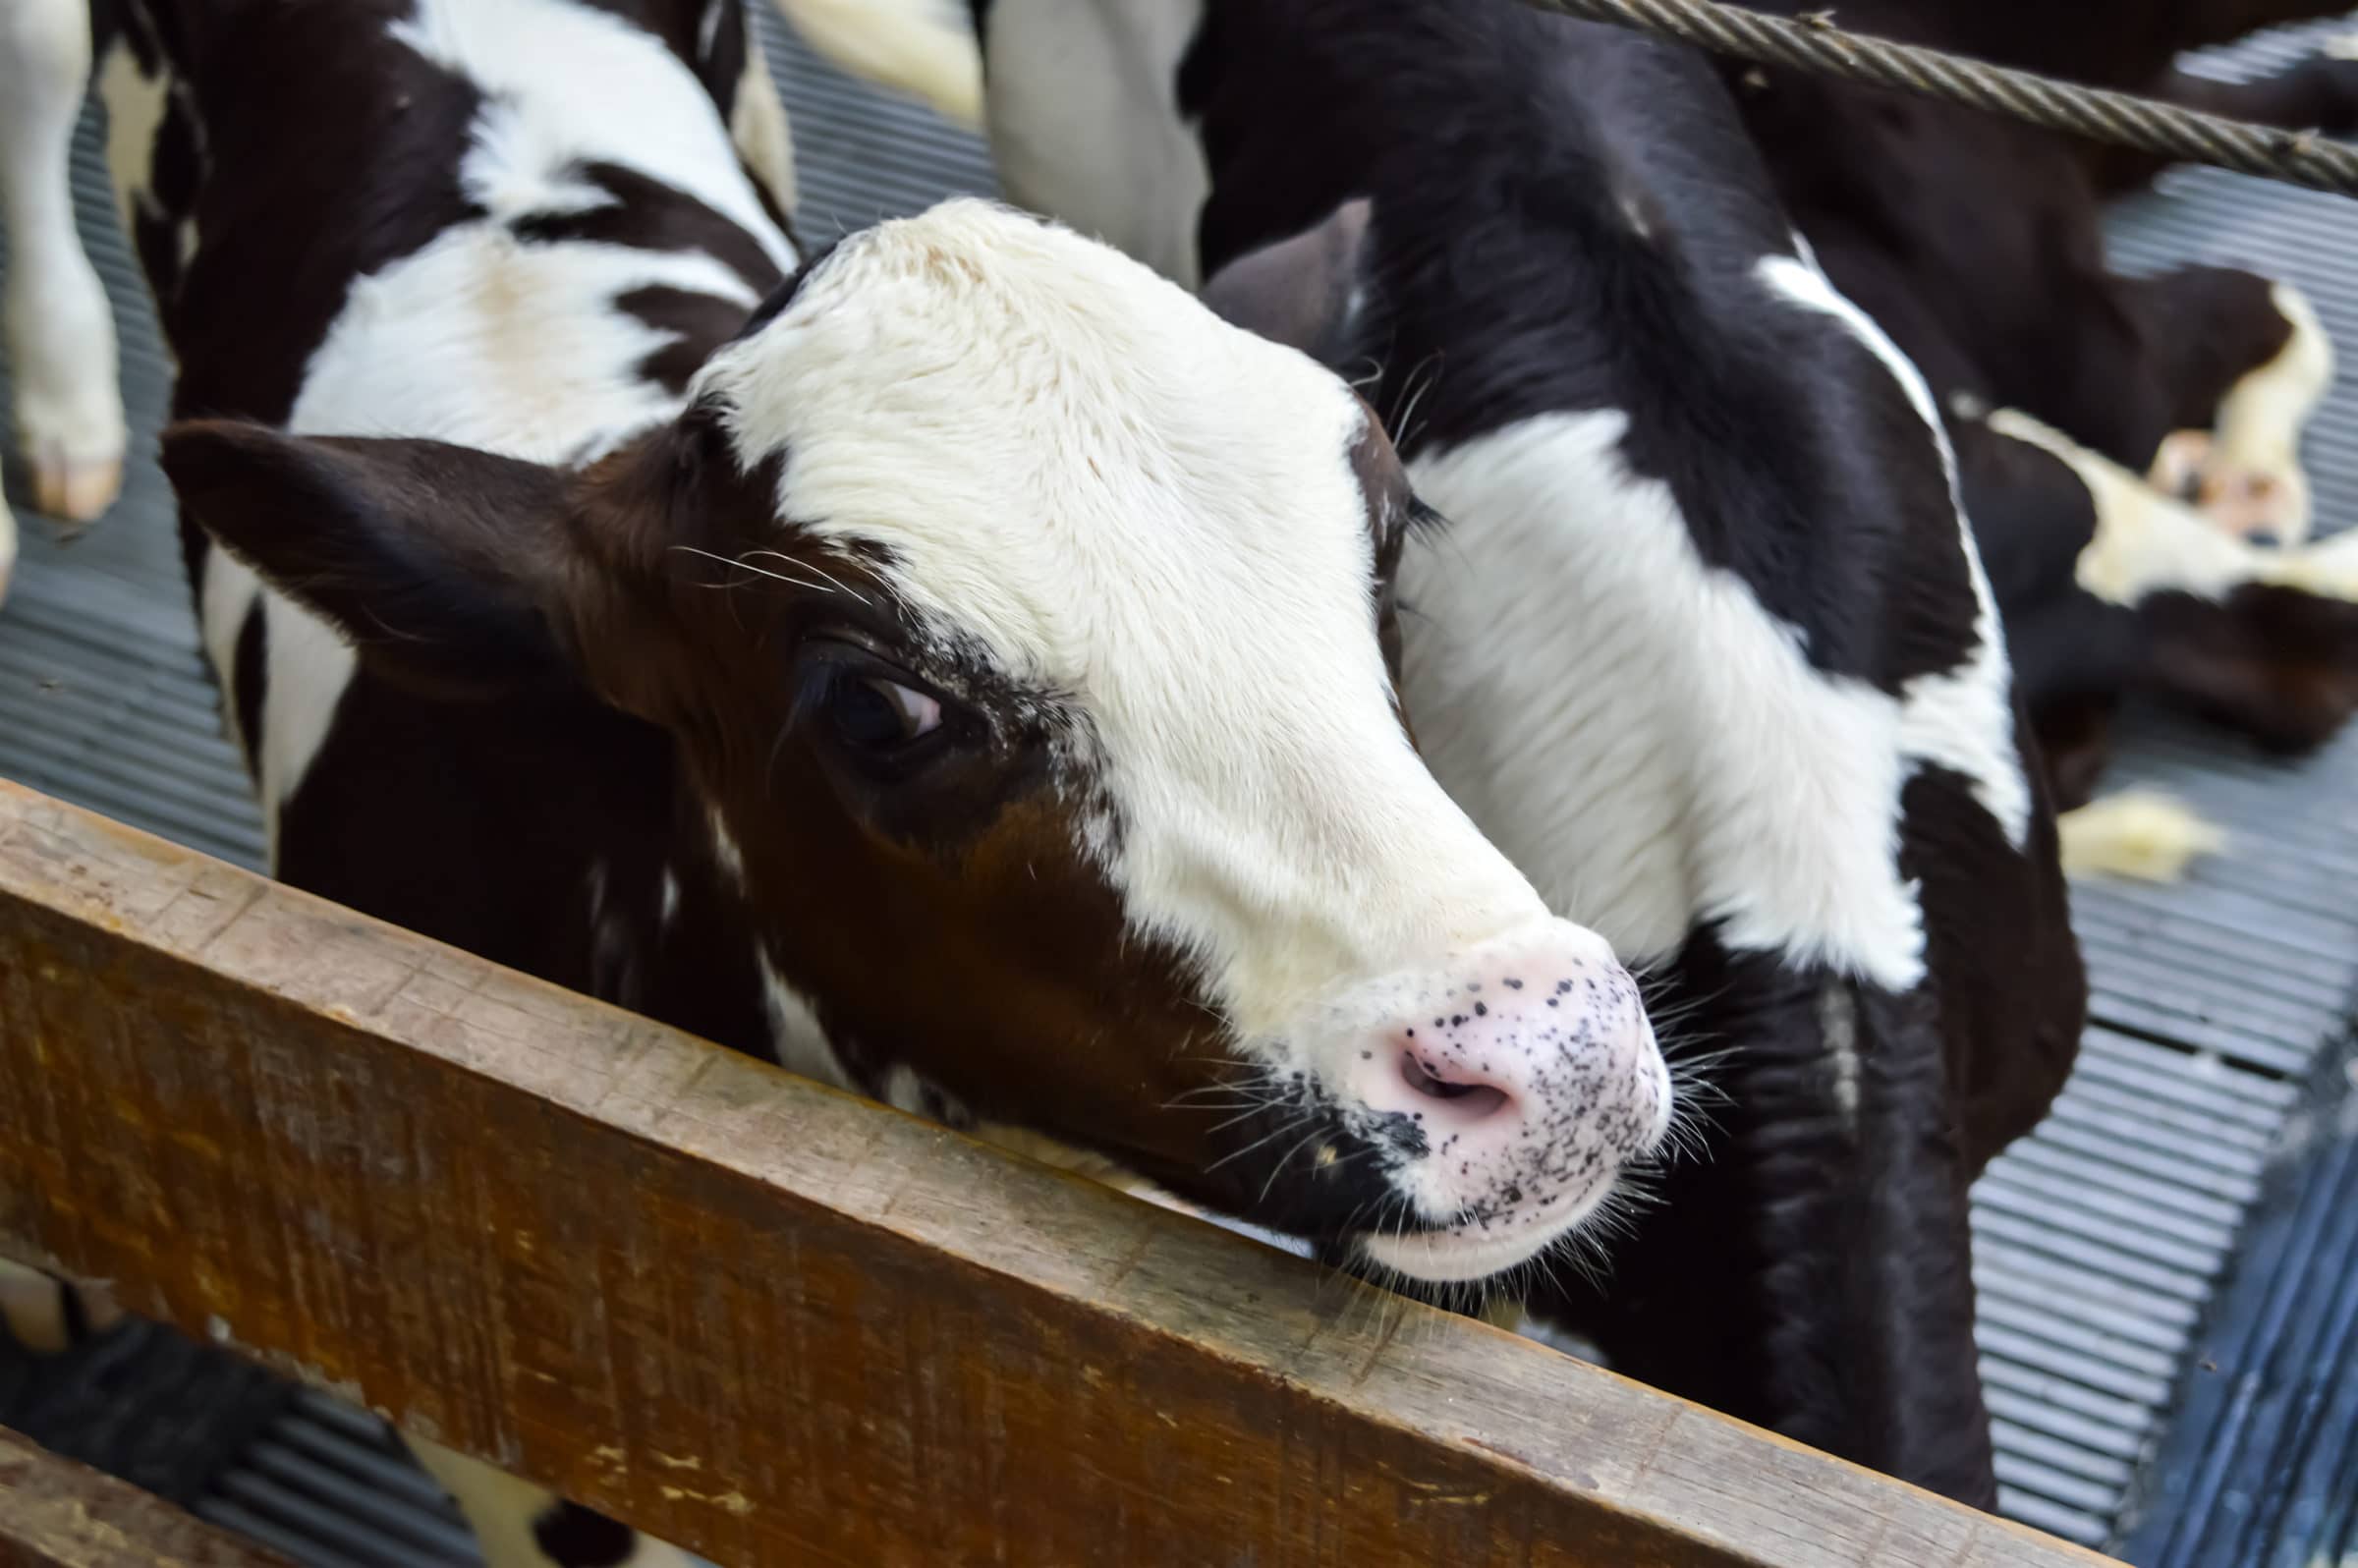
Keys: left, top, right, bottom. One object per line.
{"left": 670, "top": 543, "right": 843, "bottom": 596}
{"left": 747, "top": 548, "right": 873, "bottom": 606}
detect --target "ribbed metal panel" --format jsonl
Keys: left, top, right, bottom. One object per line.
{"left": 2, "top": 7, "right": 2355, "bottom": 1566}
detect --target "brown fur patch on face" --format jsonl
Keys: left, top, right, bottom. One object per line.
{"left": 561, "top": 416, "right": 1254, "bottom": 1178}
{"left": 729, "top": 783, "right": 1234, "bottom": 1174}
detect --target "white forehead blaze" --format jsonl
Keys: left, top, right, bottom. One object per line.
{"left": 694, "top": 200, "right": 1545, "bottom": 1038}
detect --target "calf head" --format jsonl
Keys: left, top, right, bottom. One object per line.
{"left": 159, "top": 199, "right": 1669, "bottom": 1286}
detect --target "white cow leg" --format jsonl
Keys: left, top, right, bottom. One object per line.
{"left": 0, "top": 0, "right": 127, "bottom": 528}
{"left": 407, "top": 1436, "right": 699, "bottom": 1568}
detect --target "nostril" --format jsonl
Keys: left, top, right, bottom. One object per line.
{"left": 1400, "top": 1055, "right": 1471, "bottom": 1098}
{"left": 2248, "top": 528, "right": 2282, "bottom": 549}
{"left": 1399, "top": 1053, "right": 1510, "bottom": 1120}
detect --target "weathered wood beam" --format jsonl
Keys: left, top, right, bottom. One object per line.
{"left": 0, "top": 1426, "right": 292, "bottom": 1567}
{"left": 0, "top": 780, "right": 2119, "bottom": 1567}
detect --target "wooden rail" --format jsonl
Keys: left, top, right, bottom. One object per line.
{"left": 0, "top": 1426, "right": 291, "bottom": 1567}
{"left": 0, "top": 779, "right": 2119, "bottom": 1567}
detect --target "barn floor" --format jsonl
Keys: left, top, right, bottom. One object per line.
{"left": 2, "top": 12, "right": 2354, "bottom": 1567}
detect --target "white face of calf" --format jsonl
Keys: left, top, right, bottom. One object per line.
{"left": 163, "top": 199, "right": 1668, "bottom": 1285}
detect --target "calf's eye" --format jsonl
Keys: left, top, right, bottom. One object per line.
{"left": 831, "top": 674, "right": 942, "bottom": 753}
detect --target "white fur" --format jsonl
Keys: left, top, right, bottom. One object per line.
{"left": 393, "top": 0, "right": 792, "bottom": 278}
{"left": 1986, "top": 407, "right": 2358, "bottom": 606}
{"left": 0, "top": 0, "right": 128, "bottom": 526}
{"left": 290, "top": 231, "right": 758, "bottom": 462}
{"left": 1400, "top": 263, "right": 2029, "bottom": 989}
{"left": 1401, "top": 413, "right": 1929, "bottom": 986}
{"left": 198, "top": 547, "right": 261, "bottom": 752}
{"left": 981, "top": 0, "right": 1209, "bottom": 288}
{"left": 757, "top": 950, "right": 858, "bottom": 1090}
{"left": 253, "top": 587, "right": 360, "bottom": 868}
{"left": 2204, "top": 281, "right": 2334, "bottom": 546}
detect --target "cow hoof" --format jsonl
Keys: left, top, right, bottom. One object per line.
{"left": 27, "top": 441, "right": 125, "bottom": 526}
{"left": 2148, "top": 428, "right": 2307, "bottom": 546}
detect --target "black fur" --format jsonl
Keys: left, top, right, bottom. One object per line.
{"left": 1180, "top": 0, "right": 1984, "bottom": 694}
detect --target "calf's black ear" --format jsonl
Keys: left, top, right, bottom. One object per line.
{"left": 1199, "top": 196, "right": 1374, "bottom": 371}
{"left": 160, "top": 420, "right": 583, "bottom": 701}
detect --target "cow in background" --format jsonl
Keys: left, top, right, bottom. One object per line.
{"left": 1730, "top": 0, "right": 2358, "bottom": 858}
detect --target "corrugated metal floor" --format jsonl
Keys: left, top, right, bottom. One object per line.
{"left": 1, "top": 10, "right": 2353, "bottom": 1566}
{"left": 1988, "top": 16, "right": 2358, "bottom": 1553}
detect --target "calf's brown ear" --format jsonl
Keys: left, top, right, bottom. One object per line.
{"left": 160, "top": 420, "right": 586, "bottom": 701}
{"left": 1199, "top": 196, "right": 1374, "bottom": 371}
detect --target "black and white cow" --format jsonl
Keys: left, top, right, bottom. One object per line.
{"left": 0, "top": 0, "right": 129, "bottom": 602}
{"left": 975, "top": 0, "right": 2091, "bottom": 1505}
{"left": 1728, "top": 0, "right": 2358, "bottom": 825}
{"left": 0, "top": 0, "right": 1684, "bottom": 1562}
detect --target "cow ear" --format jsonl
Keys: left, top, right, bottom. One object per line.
{"left": 159, "top": 420, "right": 587, "bottom": 701}
{"left": 1200, "top": 196, "right": 1374, "bottom": 369}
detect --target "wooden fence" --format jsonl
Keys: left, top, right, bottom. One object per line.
{"left": 0, "top": 1426, "right": 289, "bottom": 1567}
{"left": 0, "top": 779, "right": 2118, "bottom": 1566}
